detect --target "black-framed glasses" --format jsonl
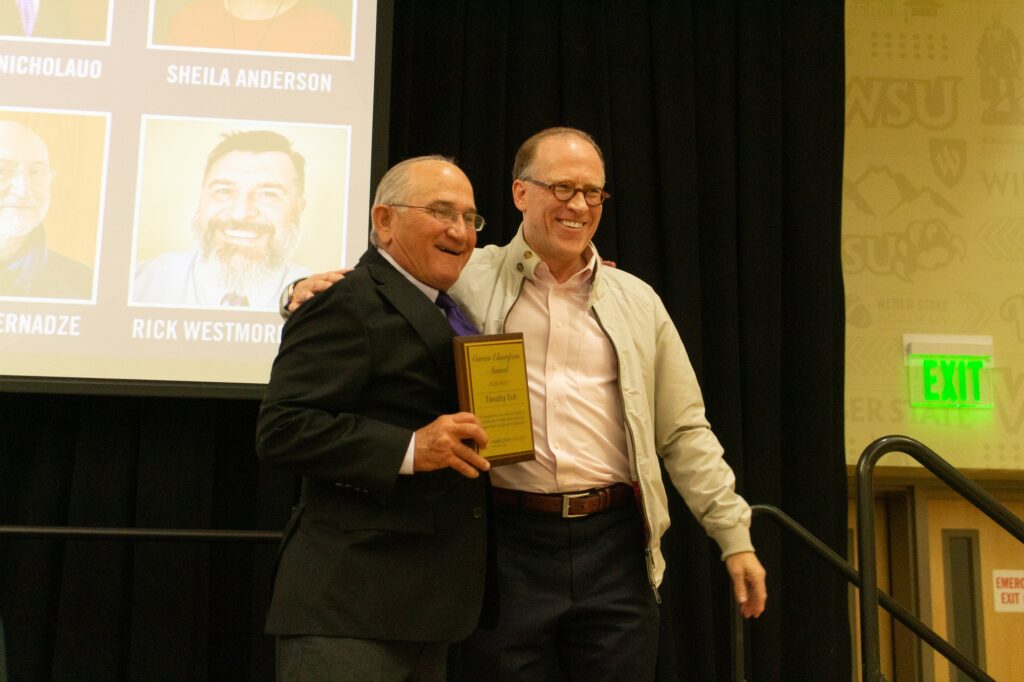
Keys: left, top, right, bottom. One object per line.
{"left": 390, "top": 204, "right": 486, "bottom": 232}
{"left": 522, "top": 177, "right": 610, "bottom": 206}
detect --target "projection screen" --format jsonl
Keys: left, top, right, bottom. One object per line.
{"left": 0, "top": 0, "right": 389, "bottom": 397}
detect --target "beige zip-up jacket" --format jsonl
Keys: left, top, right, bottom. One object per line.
{"left": 451, "top": 226, "right": 755, "bottom": 590}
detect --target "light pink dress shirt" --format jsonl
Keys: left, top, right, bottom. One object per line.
{"left": 490, "top": 251, "right": 631, "bottom": 493}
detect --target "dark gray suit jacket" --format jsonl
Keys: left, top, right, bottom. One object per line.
{"left": 256, "top": 247, "right": 488, "bottom": 642}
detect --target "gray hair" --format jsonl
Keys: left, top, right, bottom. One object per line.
{"left": 371, "top": 155, "right": 457, "bottom": 247}
{"left": 373, "top": 154, "right": 456, "bottom": 205}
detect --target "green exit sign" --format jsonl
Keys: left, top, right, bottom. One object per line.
{"left": 907, "top": 354, "right": 993, "bottom": 408}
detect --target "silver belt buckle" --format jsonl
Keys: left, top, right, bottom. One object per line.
{"left": 561, "top": 491, "right": 591, "bottom": 519}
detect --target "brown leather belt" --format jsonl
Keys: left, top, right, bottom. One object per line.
{"left": 491, "top": 483, "right": 636, "bottom": 519}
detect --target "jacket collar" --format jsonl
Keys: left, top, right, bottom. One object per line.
{"left": 505, "top": 224, "right": 606, "bottom": 302}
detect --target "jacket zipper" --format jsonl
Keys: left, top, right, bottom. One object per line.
{"left": 499, "top": 276, "right": 526, "bottom": 333}
{"left": 503, "top": 267, "right": 661, "bottom": 602}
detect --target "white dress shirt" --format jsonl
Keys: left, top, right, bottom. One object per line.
{"left": 377, "top": 248, "right": 444, "bottom": 476}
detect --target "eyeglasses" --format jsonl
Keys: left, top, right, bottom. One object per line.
{"left": 390, "top": 204, "right": 486, "bottom": 232}
{"left": 0, "top": 162, "right": 55, "bottom": 189}
{"left": 522, "top": 177, "right": 610, "bottom": 206}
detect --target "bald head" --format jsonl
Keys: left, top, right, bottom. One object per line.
{"left": 0, "top": 121, "right": 48, "bottom": 157}
{"left": 511, "top": 130, "right": 607, "bottom": 282}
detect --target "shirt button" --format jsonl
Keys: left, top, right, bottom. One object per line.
{"left": 524, "top": 250, "right": 533, "bottom": 259}
{"left": 516, "top": 263, "right": 524, "bottom": 272}
{"left": 472, "top": 507, "right": 484, "bottom": 519}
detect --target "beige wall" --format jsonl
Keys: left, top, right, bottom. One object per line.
{"left": 844, "top": 1, "right": 1024, "bottom": 470}
{"left": 925, "top": 497, "right": 1024, "bottom": 681}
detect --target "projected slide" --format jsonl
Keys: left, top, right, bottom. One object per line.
{"left": 0, "top": 1, "right": 379, "bottom": 393}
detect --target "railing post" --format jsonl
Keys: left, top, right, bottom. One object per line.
{"left": 856, "top": 434, "right": 1024, "bottom": 682}
{"left": 746, "top": 503, "right": 997, "bottom": 682}
{"left": 856, "top": 442, "right": 886, "bottom": 681}
{"left": 731, "top": 601, "right": 745, "bottom": 682}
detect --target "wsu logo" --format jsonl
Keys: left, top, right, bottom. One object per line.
{"left": 843, "top": 166, "right": 966, "bottom": 280}
{"left": 843, "top": 219, "right": 967, "bottom": 280}
{"left": 846, "top": 77, "right": 961, "bottom": 130}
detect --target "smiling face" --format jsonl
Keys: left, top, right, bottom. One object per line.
{"left": 513, "top": 133, "right": 605, "bottom": 281}
{"left": 194, "top": 149, "right": 306, "bottom": 286}
{"left": 0, "top": 121, "right": 52, "bottom": 254}
{"left": 372, "top": 159, "right": 477, "bottom": 291}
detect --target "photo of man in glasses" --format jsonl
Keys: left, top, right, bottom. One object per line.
{"left": 0, "top": 118, "right": 94, "bottom": 300}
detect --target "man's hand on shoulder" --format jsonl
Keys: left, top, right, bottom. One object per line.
{"left": 287, "top": 269, "right": 350, "bottom": 314}
{"left": 725, "top": 551, "right": 767, "bottom": 618}
{"left": 414, "top": 412, "right": 490, "bottom": 479}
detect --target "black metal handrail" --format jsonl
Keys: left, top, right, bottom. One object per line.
{"left": 732, "top": 504, "right": 995, "bottom": 682}
{"left": 857, "top": 435, "right": 1024, "bottom": 682}
{"left": 0, "top": 525, "right": 281, "bottom": 542}
{"left": 0, "top": 524, "right": 280, "bottom": 682}
{"left": 6, "top": 437, "right": 1023, "bottom": 682}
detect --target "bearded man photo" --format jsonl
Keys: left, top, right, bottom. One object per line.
{"left": 133, "top": 129, "right": 310, "bottom": 310}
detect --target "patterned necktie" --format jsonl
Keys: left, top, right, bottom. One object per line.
{"left": 435, "top": 291, "right": 479, "bottom": 336}
{"left": 220, "top": 292, "right": 249, "bottom": 307}
{"left": 17, "top": 0, "right": 36, "bottom": 36}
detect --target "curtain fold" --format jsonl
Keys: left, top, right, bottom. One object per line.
{"left": 0, "top": 1, "right": 847, "bottom": 679}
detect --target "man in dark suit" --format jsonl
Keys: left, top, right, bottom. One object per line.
{"left": 283, "top": 130, "right": 767, "bottom": 681}
{"left": 256, "top": 156, "right": 492, "bottom": 681}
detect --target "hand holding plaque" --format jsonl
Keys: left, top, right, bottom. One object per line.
{"left": 453, "top": 333, "right": 535, "bottom": 466}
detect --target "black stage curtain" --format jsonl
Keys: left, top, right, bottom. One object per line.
{"left": 0, "top": 2, "right": 848, "bottom": 680}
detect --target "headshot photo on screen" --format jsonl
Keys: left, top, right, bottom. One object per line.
{"left": 0, "top": 0, "right": 110, "bottom": 43}
{"left": 0, "top": 111, "right": 105, "bottom": 301}
{"left": 131, "top": 119, "right": 349, "bottom": 311}
{"left": 151, "top": 0, "right": 354, "bottom": 58}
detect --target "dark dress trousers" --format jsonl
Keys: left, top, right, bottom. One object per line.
{"left": 256, "top": 247, "right": 488, "bottom": 643}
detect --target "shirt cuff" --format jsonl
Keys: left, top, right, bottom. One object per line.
{"left": 399, "top": 433, "right": 415, "bottom": 475}
{"left": 279, "top": 278, "right": 302, "bottom": 320}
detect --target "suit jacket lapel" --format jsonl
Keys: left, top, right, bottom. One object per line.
{"left": 361, "top": 249, "right": 456, "bottom": 379}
